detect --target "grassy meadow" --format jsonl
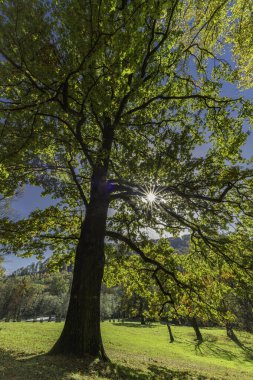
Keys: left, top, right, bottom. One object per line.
{"left": 0, "top": 321, "right": 252, "bottom": 379}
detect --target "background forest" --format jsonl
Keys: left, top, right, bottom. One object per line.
{"left": 0, "top": 235, "right": 252, "bottom": 341}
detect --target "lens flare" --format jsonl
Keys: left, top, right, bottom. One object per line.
{"left": 146, "top": 192, "right": 156, "bottom": 203}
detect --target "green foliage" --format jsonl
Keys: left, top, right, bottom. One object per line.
{"left": 0, "top": 0, "right": 253, "bottom": 252}
{"left": 104, "top": 237, "right": 253, "bottom": 329}
{"left": 0, "top": 0, "right": 253, "bottom": 342}
{"left": 100, "top": 287, "right": 122, "bottom": 319}
{"left": 0, "top": 271, "right": 72, "bottom": 319}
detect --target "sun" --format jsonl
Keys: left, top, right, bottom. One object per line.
{"left": 139, "top": 185, "right": 163, "bottom": 220}
{"left": 146, "top": 192, "right": 156, "bottom": 203}
{"left": 140, "top": 183, "right": 165, "bottom": 205}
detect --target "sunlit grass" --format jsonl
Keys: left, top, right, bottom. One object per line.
{"left": 0, "top": 321, "right": 252, "bottom": 379}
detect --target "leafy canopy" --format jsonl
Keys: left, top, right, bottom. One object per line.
{"left": 0, "top": 1, "right": 252, "bottom": 296}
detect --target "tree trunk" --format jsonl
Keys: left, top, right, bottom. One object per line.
{"left": 166, "top": 320, "right": 174, "bottom": 343}
{"left": 50, "top": 118, "right": 114, "bottom": 360}
{"left": 50, "top": 175, "right": 110, "bottom": 360}
{"left": 191, "top": 317, "right": 203, "bottom": 343}
{"left": 226, "top": 322, "right": 240, "bottom": 344}
{"left": 140, "top": 314, "right": 146, "bottom": 325}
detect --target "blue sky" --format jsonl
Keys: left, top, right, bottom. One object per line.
{"left": 3, "top": 187, "right": 55, "bottom": 274}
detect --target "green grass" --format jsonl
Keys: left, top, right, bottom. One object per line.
{"left": 0, "top": 321, "right": 252, "bottom": 379}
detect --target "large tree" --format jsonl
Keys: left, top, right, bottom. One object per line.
{"left": 0, "top": 0, "right": 253, "bottom": 359}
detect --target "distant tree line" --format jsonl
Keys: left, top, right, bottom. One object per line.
{"left": 0, "top": 258, "right": 121, "bottom": 321}
{"left": 0, "top": 236, "right": 190, "bottom": 321}
{"left": 0, "top": 235, "right": 252, "bottom": 336}
{"left": 0, "top": 271, "right": 72, "bottom": 320}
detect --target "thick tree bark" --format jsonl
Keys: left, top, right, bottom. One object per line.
{"left": 50, "top": 195, "right": 109, "bottom": 359}
{"left": 50, "top": 119, "right": 114, "bottom": 360}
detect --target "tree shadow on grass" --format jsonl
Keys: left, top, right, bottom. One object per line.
{"left": 194, "top": 340, "right": 253, "bottom": 363}
{"left": 196, "top": 343, "right": 238, "bottom": 361}
{"left": 147, "top": 365, "right": 211, "bottom": 380}
{"left": 244, "top": 350, "right": 253, "bottom": 361}
{"left": 194, "top": 339, "right": 204, "bottom": 353}
{"left": 227, "top": 333, "right": 253, "bottom": 357}
{"left": 0, "top": 349, "right": 213, "bottom": 380}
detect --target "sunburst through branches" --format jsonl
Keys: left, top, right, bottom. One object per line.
{"left": 140, "top": 184, "right": 167, "bottom": 217}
